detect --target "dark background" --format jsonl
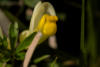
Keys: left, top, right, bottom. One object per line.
{"left": 43, "top": 0, "right": 81, "bottom": 57}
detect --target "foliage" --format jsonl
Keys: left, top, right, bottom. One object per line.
{"left": 0, "top": 22, "right": 76, "bottom": 66}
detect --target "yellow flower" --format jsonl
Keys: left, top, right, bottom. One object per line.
{"left": 43, "top": 21, "right": 57, "bottom": 36}
{"left": 35, "top": 14, "right": 58, "bottom": 36}
{"left": 19, "top": 1, "right": 58, "bottom": 44}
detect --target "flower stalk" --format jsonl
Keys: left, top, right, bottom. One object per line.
{"left": 23, "top": 32, "right": 42, "bottom": 67}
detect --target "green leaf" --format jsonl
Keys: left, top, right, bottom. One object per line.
{"left": 2, "top": 36, "right": 8, "bottom": 48}
{"left": 0, "top": 37, "right": 3, "bottom": 46}
{"left": 24, "top": 0, "right": 40, "bottom": 8}
{"left": 16, "top": 52, "right": 25, "bottom": 60}
{"left": 34, "top": 54, "right": 50, "bottom": 64}
{"left": 0, "top": 37, "right": 10, "bottom": 63}
{"left": 50, "top": 57, "right": 59, "bottom": 67}
{"left": 0, "top": 26, "right": 3, "bottom": 39}
{"left": 0, "top": 62, "right": 3, "bottom": 66}
{"left": 87, "top": 0, "right": 97, "bottom": 66}
{"left": 57, "top": 13, "right": 67, "bottom": 21}
{"left": 16, "top": 32, "right": 37, "bottom": 53}
{"left": 9, "top": 22, "right": 18, "bottom": 50}
{"left": 0, "top": 35, "right": 8, "bottom": 49}
{"left": 0, "top": 62, "right": 12, "bottom": 67}
{"left": 80, "top": 0, "right": 87, "bottom": 66}
{"left": 0, "top": 49, "right": 10, "bottom": 62}
{"left": 6, "top": 64, "right": 12, "bottom": 67}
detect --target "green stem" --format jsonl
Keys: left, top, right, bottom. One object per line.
{"left": 81, "top": 0, "right": 87, "bottom": 66}
{"left": 87, "top": 0, "right": 97, "bottom": 67}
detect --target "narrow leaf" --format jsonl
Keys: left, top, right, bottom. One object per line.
{"left": 9, "top": 22, "right": 18, "bottom": 51}
{"left": 87, "top": 0, "right": 97, "bottom": 66}
{"left": 0, "top": 26, "right": 3, "bottom": 39}
{"left": 50, "top": 57, "right": 58, "bottom": 67}
{"left": 16, "top": 52, "right": 25, "bottom": 60}
{"left": 34, "top": 54, "right": 50, "bottom": 63}
{"left": 16, "top": 32, "right": 37, "bottom": 53}
{"left": 80, "top": 0, "right": 87, "bottom": 66}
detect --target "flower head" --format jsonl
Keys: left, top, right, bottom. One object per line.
{"left": 35, "top": 14, "right": 58, "bottom": 36}
{"left": 20, "top": 1, "right": 58, "bottom": 43}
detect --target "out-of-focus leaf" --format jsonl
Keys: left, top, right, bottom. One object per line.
{"left": 7, "top": 37, "right": 11, "bottom": 50}
{"left": 6, "top": 64, "right": 12, "bottom": 67}
{"left": 0, "top": 62, "right": 3, "bottom": 66}
{"left": 0, "top": 62, "right": 11, "bottom": 67}
{"left": 50, "top": 63, "right": 59, "bottom": 67}
{"left": 0, "top": 42, "right": 10, "bottom": 62}
{"left": 16, "top": 32, "right": 37, "bottom": 53}
{"left": 0, "top": 27, "right": 3, "bottom": 39}
{"left": 1, "top": 57, "right": 10, "bottom": 62}
{"left": 2, "top": 36, "right": 8, "bottom": 48}
{"left": 3, "top": 10, "right": 26, "bottom": 30}
{"left": 57, "top": 13, "right": 67, "bottom": 21}
{"left": 0, "top": 1, "right": 19, "bottom": 6}
{"left": 87, "top": 0, "right": 97, "bottom": 66}
{"left": 80, "top": 0, "right": 87, "bottom": 66}
{"left": 50, "top": 57, "right": 59, "bottom": 67}
{"left": 24, "top": 0, "right": 40, "bottom": 8}
{"left": 34, "top": 54, "right": 50, "bottom": 64}
{"left": 0, "top": 35, "right": 8, "bottom": 49}
{"left": 16, "top": 52, "right": 25, "bottom": 60}
{"left": 0, "top": 50, "right": 10, "bottom": 62}
{"left": 9, "top": 22, "right": 18, "bottom": 50}
{"left": 30, "top": 65, "right": 37, "bottom": 67}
